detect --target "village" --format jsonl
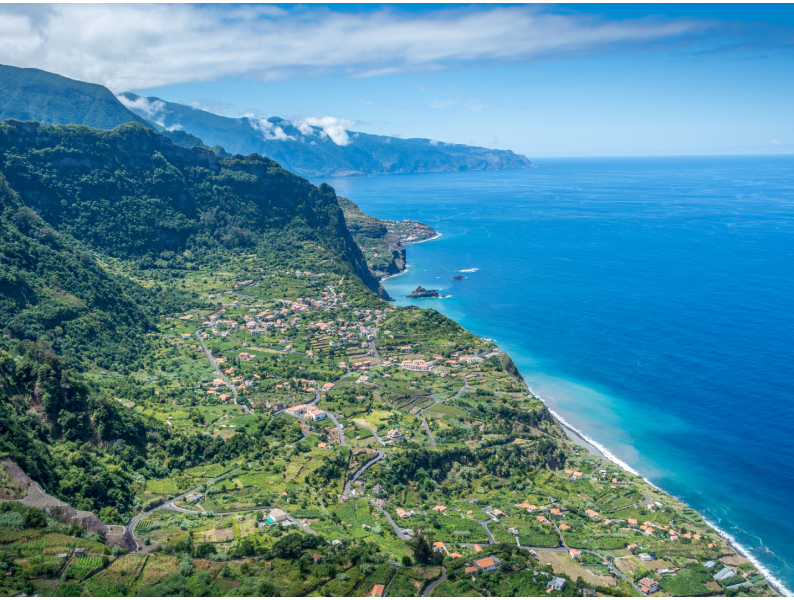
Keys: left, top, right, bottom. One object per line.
{"left": 0, "top": 266, "right": 774, "bottom": 598}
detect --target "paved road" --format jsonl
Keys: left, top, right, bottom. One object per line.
{"left": 375, "top": 503, "right": 410, "bottom": 541}
{"left": 326, "top": 412, "right": 346, "bottom": 447}
{"left": 478, "top": 520, "right": 496, "bottom": 544}
{"left": 126, "top": 467, "right": 240, "bottom": 541}
{"left": 421, "top": 419, "right": 436, "bottom": 446}
{"left": 357, "top": 423, "right": 386, "bottom": 446}
{"left": 343, "top": 451, "right": 385, "bottom": 496}
{"left": 422, "top": 566, "right": 447, "bottom": 597}
{"left": 194, "top": 330, "right": 239, "bottom": 405}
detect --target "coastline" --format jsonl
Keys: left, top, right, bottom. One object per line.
{"left": 534, "top": 393, "right": 790, "bottom": 596}
{"left": 381, "top": 230, "right": 788, "bottom": 596}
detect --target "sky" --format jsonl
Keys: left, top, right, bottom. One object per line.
{"left": 2, "top": 3, "right": 793, "bottom": 157}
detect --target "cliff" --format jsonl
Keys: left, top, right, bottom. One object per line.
{"left": 337, "top": 196, "right": 436, "bottom": 280}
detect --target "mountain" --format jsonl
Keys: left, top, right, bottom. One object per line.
{"left": 119, "top": 92, "right": 534, "bottom": 179}
{"left": 0, "top": 64, "right": 220, "bottom": 153}
{"left": 0, "top": 120, "right": 390, "bottom": 307}
{"left": 0, "top": 65, "right": 152, "bottom": 131}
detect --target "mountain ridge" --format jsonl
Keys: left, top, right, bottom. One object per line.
{"left": 119, "top": 92, "right": 533, "bottom": 179}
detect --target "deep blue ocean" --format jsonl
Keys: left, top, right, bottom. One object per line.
{"left": 318, "top": 156, "right": 794, "bottom": 593}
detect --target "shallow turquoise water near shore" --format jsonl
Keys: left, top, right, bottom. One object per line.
{"left": 319, "top": 156, "right": 794, "bottom": 592}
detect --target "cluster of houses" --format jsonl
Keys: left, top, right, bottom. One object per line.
{"left": 284, "top": 404, "right": 328, "bottom": 421}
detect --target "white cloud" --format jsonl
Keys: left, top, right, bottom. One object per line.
{"left": 250, "top": 119, "right": 294, "bottom": 141}
{"left": 771, "top": 139, "right": 783, "bottom": 145}
{"left": 117, "top": 94, "right": 166, "bottom": 125}
{"left": 296, "top": 122, "right": 315, "bottom": 136}
{"left": 296, "top": 116, "right": 357, "bottom": 146}
{"left": 0, "top": 4, "right": 708, "bottom": 92}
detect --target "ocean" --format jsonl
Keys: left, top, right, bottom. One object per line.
{"left": 319, "top": 155, "right": 794, "bottom": 593}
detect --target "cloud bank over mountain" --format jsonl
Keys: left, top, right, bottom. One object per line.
{"left": 0, "top": 4, "right": 709, "bottom": 91}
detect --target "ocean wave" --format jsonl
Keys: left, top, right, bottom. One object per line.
{"left": 535, "top": 389, "right": 791, "bottom": 596}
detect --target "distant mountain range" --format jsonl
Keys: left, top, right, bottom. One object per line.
{"left": 0, "top": 64, "right": 532, "bottom": 179}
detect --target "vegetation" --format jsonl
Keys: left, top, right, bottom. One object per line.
{"left": 0, "top": 119, "right": 774, "bottom": 597}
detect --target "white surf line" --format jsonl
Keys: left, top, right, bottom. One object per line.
{"left": 405, "top": 232, "right": 442, "bottom": 245}
{"left": 380, "top": 266, "right": 409, "bottom": 281}
{"left": 534, "top": 390, "right": 791, "bottom": 596}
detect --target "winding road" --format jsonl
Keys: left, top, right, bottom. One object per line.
{"left": 126, "top": 467, "right": 241, "bottom": 543}
{"left": 343, "top": 451, "right": 385, "bottom": 496}
{"left": 422, "top": 566, "right": 447, "bottom": 597}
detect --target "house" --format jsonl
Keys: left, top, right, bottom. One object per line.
{"left": 369, "top": 585, "right": 385, "bottom": 597}
{"left": 395, "top": 508, "right": 409, "bottom": 518}
{"left": 265, "top": 509, "right": 289, "bottom": 525}
{"left": 536, "top": 516, "right": 549, "bottom": 523}
{"left": 449, "top": 552, "right": 462, "bottom": 559}
{"left": 317, "top": 442, "right": 328, "bottom": 449}
{"left": 559, "top": 523, "right": 570, "bottom": 531}
{"left": 306, "top": 407, "right": 328, "bottom": 421}
{"left": 569, "top": 548, "right": 581, "bottom": 560}
{"left": 433, "top": 505, "right": 447, "bottom": 512}
{"left": 627, "top": 543, "right": 639, "bottom": 550}
{"left": 474, "top": 557, "right": 498, "bottom": 572}
{"left": 74, "top": 548, "right": 85, "bottom": 558}
{"left": 638, "top": 553, "right": 657, "bottom": 562}
{"left": 373, "top": 484, "right": 383, "bottom": 496}
{"left": 638, "top": 578, "right": 660, "bottom": 594}
{"left": 550, "top": 508, "right": 564, "bottom": 518}
{"left": 585, "top": 509, "right": 599, "bottom": 518}
{"left": 550, "top": 577, "right": 566, "bottom": 591}
{"left": 465, "top": 566, "right": 479, "bottom": 574}
{"left": 473, "top": 544, "right": 484, "bottom": 552}
{"left": 515, "top": 502, "right": 532, "bottom": 509}
{"left": 311, "top": 553, "right": 323, "bottom": 563}
{"left": 386, "top": 429, "right": 403, "bottom": 441}
{"left": 508, "top": 527, "right": 519, "bottom": 535}
{"left": 432, "top": 542, "right": 446, "bottom": 553}
{"left": 704, "top": 561, "right": 716, "bottom": 569}
{"left": 321, "top": 382, "right": 335, "bottom": 392}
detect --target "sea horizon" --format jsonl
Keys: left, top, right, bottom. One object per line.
{"left": 318, "top": 155, "right": 794, "bottom": 594}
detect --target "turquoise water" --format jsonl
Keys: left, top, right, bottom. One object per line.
{"left": 319, "top": 156, "right": 794, "bottom": 593}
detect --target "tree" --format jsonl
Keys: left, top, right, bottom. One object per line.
{"left": 408, "top": 531, "right": 434, "bottom": 565}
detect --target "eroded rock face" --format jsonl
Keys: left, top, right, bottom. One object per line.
{"left": 406, "top": 286, "right": 446, "bottom": 299}
{"left": 1, "top": 458, "right": 109, "bottom": 535}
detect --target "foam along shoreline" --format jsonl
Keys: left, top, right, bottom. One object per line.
{"left": 379, "top": 232, "right": 441, "bottom": 282}
{"left": 532, "top": 389, "right": 790, "bottom": 596}
{"left": 380, "top": 266, "right": 409, "bottom": 281}
{"left": 404, "top": 232, "right": 442, "bottom": 245}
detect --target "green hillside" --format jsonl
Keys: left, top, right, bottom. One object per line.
{"left": 0, "top": 120, "right": 387, "bottom": 299}
{"left": 0, "top": 117, "right": 772, "bottom": 600}
{"left": 0, "top": 65, "right": 151, "bottom": 130}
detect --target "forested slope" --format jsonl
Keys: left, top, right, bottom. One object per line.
{"left": 0, "top": 120, "right": 387, "bottom": 299}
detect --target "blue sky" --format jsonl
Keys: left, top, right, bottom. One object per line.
{"left": 3, "top": 3, "right": 793, "bottom": 157}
